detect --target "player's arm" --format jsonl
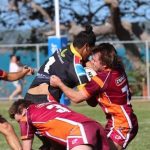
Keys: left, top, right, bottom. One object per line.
{"left": 50, "top": 75, "right": 90, "bottom": 103}
{"left": 86, "top": 96, "right": 98, "bottom": 107}
{"left": 4, "top": 66, "right": 34, "bottom": 81}
{"left": 22, "top": 139, "right": 33, "bottom": 150}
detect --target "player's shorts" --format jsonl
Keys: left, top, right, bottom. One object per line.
{"left": 43, "top": 119, "right": 109, "bottom": 150}
{"left": 106, "top": 123, "right": 138, "bottom": 149}
{"left": 24, "top": 93, "right": 49, "bottom": 103}
{"left": 67, "top": 121, "right": 110, "bottom": 150}
{"left": 0, "top": 115, "right": 7, "bottom": 123}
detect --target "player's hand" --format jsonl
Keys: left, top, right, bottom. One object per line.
{"left": 23, "top": 66, "right": 34, "bottom": 75}
{"left": 50, "top": 75, "right": 62, "bottom": 87}
{"left": 85, "top": 61, "right": 96, "bottom": 70}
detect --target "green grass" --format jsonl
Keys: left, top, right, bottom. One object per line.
{"left": 0, "top": 100, "right": 150, "bottom": 150}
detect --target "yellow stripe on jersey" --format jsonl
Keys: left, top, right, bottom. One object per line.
{"left": 92, "top": 76, "right": 104, "bottom": 88}
{"left": 77, "top": 83, "right": 86, "bottom": 90}
{"left": 70, "top": 43, "right": 82, "bottom": 59}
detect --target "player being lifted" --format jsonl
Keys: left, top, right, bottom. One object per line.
{"left": 25, "top": 24, "right": 96, "bottom": 103}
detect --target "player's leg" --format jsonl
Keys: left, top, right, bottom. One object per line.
{"left": 107, "top": 124, "right": 138, "bottom": 150}
{"left": 0, "top": 116, "right": 22, "bottom": 150}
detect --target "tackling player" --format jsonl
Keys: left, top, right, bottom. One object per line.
{"left": 9, "top": 99, "right": 110, "bottom": 150}
{"left": 50, "top": 43, "right": 138, "bottom": 150}
{"left": 0, "top": 67, "right": 34, "bottom": 150}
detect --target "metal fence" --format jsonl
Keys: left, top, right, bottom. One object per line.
{"left": 0, "top": 40, "right": 150, "bottom": 100}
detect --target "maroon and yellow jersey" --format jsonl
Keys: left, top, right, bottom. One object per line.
{"left": 20, "top": 102, "right": 96, "bottom": 140}
{"left": 0, "top": 69, "right": 7, "bottom": 80}
{"left": 82, "top": 70, "right": 138, "bottom": 133}
{"left": 19, "top": 102, "right": 110, "bottom": 150}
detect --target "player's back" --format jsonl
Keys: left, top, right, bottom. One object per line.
{"left": 28, "top": 102, "right": 93, "bottom": 123}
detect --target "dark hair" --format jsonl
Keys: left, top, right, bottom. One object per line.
{"left": 92, "top": 43, "right": 125, "bottom": 71}
{"left": 8, "top": 99, "right": 33, "bottom": 119}
{"left": 10, "top": 54, "right": 16, "bottom": 58}
{"left": 73, "top": 25, "right": 96, "bottom": 49}
{"left": 16, "top": 56, "right": 20, "bottom": 61}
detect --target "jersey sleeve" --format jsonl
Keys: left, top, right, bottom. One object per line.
{"left": 19, "top": 115, "right": 35, "bottom": 140}
{"left": 83, "top": 76, "right": 103, "bottom": 97}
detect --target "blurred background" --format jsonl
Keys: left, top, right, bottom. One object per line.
{"left": 0, "top": 0, "right": 150, "bottom": 99}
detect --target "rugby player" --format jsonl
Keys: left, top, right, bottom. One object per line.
{"left": 9, "top": 99, "right": 110, "bottom": 150}
{"left": 25, "top": 24, "right": 96, "bottom": 103}
{"left": 50, "top": 43, "right": 138, "bottom": 150}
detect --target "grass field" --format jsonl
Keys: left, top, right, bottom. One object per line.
{"left": 0, "top": 100, "right": 150, "bottom": 150}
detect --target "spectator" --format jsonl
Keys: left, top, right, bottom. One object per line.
{"left": 9, "top": 55, "right": 23, "bottom": 100}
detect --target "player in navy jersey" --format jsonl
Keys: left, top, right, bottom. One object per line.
{"left": 25, "top": 24, "right": 96, "bottom": 103}
{"left": 0, "top": 67, "right": 33, "bottom": 150}
{"left": 50, "top": 43, "right": 138, "bottom": 150}
{"left": 9, "top": 99, "right": 110, "bottom": 150}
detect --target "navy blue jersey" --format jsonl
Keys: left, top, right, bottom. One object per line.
{"left": 25, "top": 44, "right": 89, "bottom": 102}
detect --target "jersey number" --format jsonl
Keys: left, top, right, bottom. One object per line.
{"left": 121, "top": 85, "right": 130, "bottom": 104}
{"left": 44, "top": 56, "right": 55, "bottom": 73}
{"left": 46, "top": 104, "right": 71, "bottom": 113}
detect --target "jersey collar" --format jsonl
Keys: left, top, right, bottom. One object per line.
{"left": 70, "top": 43, "right": 82, "bottom": 59}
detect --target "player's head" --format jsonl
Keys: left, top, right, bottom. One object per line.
{"left": 9, "top": 99, "right": 33, "bottom": 120}
{"left": 73, "top": 24, "right": 96, "bottom": 62}
{"left": 91, "top": 43, "right": 124, "bottom": 71}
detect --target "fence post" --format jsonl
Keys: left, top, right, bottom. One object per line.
{"left": 146, "top": 40, "right": 150, "bottom": 99}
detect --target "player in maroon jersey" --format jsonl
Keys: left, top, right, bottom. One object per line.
{"left": 9, "top": 99, "right": 110, "bottom": 150}
{"left": 0, "top": 67, "right": 34, "bottom": 150}
{"left": 50, "top": 43, "right": 138, "bottom": 150}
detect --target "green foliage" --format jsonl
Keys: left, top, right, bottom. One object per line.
{"left": 127, "top": 71, "right": 146, "bottom": 96}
